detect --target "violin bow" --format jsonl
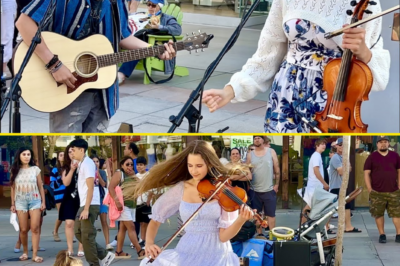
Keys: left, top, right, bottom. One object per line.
{"left": 147, "top": 173, "right": 230, "bottom": 264}
{"left": 325, "top": 5, "right": 400, "bottom": 39}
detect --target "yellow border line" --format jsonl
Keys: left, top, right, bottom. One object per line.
{"left": 0, "top": 133, "right": 399, "bottom": 136}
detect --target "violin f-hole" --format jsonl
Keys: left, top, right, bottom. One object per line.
{"left": 345, "top": 107, "right": 356, "bottom": 130}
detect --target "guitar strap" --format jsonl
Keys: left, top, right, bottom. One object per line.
{"left": 142, "top": 31, "right": 177, "bottom": 84}
{"left": 110, "top": 0, "right": 121, "bottom": 52}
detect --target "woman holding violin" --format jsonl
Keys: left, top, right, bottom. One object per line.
{"left": 127, "top": 140, "right": 255, "bottom": 266}
{"left": 202, "top": 0, "right": 390, "bottom": 133}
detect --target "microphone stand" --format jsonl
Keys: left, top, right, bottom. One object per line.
{"left": 0, "top": 0, "right": 54, "bottom": 133}
{"left": 167, "top": 0, "right": 261, "bottom": 133}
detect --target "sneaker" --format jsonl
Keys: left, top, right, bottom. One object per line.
{"left": 379, "top": 234, "right": 386, "bottom": 243}
{"left": 110, "top": 240, "right": 117, "bottom": 247}
{"left": 100, "top": 252, "right": 115, "bottom": 266}
{"left": 139, "top": 240, "right": 145, "bottom": 247}
{"left": 53, "top": 232, "right": 61, "bottom": 242}
{"left": 106, "top": 244, "right": 114, "bottom": 250}
{"left": 396, "top": 234, "right": 400, "bottom": 243}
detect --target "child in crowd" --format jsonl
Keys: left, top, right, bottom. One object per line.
{"left": 135, "top": 157, "right": 153, "bottom": 247}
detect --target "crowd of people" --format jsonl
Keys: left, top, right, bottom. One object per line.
{"left": 7, "top": 135, "right": 400, "bottom": 265}
{"left": 9, "top": 140, "right": 158, "bottom": 265}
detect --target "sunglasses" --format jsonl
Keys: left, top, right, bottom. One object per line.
{"left": 125, "top": 163, "right": 133, "bottom": 166}
{"left": 147, "top": 3, "right": 157, "bottom": 8}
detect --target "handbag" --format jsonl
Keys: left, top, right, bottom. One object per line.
{"left": 134, "top": 28, "right": 177, "bottom": 84}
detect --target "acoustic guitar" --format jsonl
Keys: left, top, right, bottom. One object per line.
{"left": 13, "top": 31, "right": 213, "bottom": 113}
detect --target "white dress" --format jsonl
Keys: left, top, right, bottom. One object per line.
{"left": 140, "top": 181, "right": 240, "bottom": 266}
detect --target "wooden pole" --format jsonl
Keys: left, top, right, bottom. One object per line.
{"left": 334, "top": 136, "right": 351, "bottom": 266}
{"left": 282, "top": 136, "right": 289, "bottom": 209}
{"left": 32, "top": 136, "right": 44, "bottom": 182}
{"left": 111, "top": 136, "right": 121, "bottom": 174}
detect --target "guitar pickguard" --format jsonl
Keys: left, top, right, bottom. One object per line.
{"left": 56, "top": 72, "right": 99, "bottom": 94}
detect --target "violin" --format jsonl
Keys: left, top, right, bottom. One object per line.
{"left": 197, "top": 177, "right": 268, "bottom": 228}
{"left": 315, "top": 0, "right": 375, "bottom": 133}
{"left": 147, "top": 169, "right": 266, "bottom": 264}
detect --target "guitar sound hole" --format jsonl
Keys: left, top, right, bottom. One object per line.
{"left": 76, "top": 54, "right": 98, "bottom": 76}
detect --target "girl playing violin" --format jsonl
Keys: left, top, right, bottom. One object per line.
{"left": 126, "top": 140, "right": 254, "bottom": 266}
{"left": 202, "top": 0, "right": 390, "bottom": 133}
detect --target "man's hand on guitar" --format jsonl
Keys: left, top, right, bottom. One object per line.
{"left": 52, "top": 65, "right": 77, "bottom": 88}
{"left": 158, "top": 40, "right": 176, "bottom": 61}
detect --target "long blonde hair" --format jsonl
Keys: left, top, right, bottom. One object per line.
{"left": 126, "top": 140, "right": 228, "bottom": 199}
{"left": 53, "top": 250, "right": 83, "bottom": 266}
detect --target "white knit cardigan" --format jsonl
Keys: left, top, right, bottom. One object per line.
{"left": 228, "top": 0, "right": 390, "bottom": 103}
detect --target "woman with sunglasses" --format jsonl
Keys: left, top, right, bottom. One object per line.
{"left": 118, "top": 0, "right": 182, "bottom": 84}
{"left": 108, "top": 156, "right": 145, "bottom": 259}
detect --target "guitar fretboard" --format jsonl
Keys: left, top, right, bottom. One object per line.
{"left": 97, "top": 42, "right": 186, "bottom": 67}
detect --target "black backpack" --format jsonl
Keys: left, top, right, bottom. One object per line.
{"left": 231, "top": 220, "right": 257, "bottom": 242}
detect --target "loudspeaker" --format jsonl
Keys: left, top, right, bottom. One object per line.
{"left": 239, "top": 257, "right": 250, "bottom": 266}
{"left": 273, "top": 241, "right": 311, "bottom": 266}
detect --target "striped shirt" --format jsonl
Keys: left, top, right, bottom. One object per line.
{"left": 22, "top": 0, "right": 132, "bottom": 118}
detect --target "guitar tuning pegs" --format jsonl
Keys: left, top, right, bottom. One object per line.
{"left": 364, "top": 9, "right": 372, "bottom": 14}
{"left": 346, "top": 10, "right": 353, "bottom": 16}
{"left": 350, "top": 0, "right": 357, "bottom": 6}
{"left": 369, "top": 1, "right": 377, "bottom": 5}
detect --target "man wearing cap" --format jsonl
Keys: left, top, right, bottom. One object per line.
{"left": 364, "top": 136, "right": 400, "bottom": 244}
{"left": 329, "top": 137, "right": 361, "bottom": 233}
{"left": 246, "top": 136, "right": 280, "bottom": 235}
{"left": 118, "top": 0, "right": 182, "bottom": 84}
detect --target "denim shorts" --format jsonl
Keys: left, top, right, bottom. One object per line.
{"left": 15, "top": 196, "right": 41, "bottom": 212}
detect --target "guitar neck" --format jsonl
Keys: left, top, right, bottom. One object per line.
{"left": 97, "top": 42, "right": 186, "bottom": 67}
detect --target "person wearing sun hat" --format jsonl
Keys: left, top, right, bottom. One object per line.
{"left": 119, "top": 0, "right": 182, "bottom": 84}
{"left": 364, "top": 136, "right": 400, "bottom": 244}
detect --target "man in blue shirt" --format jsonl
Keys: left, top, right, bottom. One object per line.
{"left": 16, "top": 0, "right": 175, "bottom": 133}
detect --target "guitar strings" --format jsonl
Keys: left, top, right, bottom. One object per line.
{"left": 46, "top": 43, "right": 184, "bottom": 69}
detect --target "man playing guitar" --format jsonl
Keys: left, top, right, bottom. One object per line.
{"left": 16, "top": 0, "right": 175, "bottom": 133}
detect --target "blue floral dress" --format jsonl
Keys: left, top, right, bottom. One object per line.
{"left": 264, "top": 19, "right": 343, "bottom": 133}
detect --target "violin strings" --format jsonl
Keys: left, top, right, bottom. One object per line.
{"left": 330, "top": 16, "right": 357, "bottom": 123}
{"left": 221, "top": 188, "right": 245, "bottom": 206}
